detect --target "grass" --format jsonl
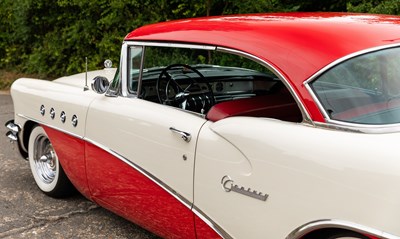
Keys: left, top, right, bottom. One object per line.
{"left": 0, "top": 70, "right": 48, "bottom": 91}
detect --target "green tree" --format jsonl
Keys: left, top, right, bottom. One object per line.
{"left": 1, "top": 0, "right": 399, "bottom": 79}
{"left": 347, "top": 0, "right": 400, "bottom": 14}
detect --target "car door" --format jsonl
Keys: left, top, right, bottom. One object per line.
{"left": 83, "top": 43, "right": 212, "bottom": 238}
{"left": 85, "top": 95, "right": 206, "bottom": 238}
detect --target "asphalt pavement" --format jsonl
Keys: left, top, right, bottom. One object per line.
{"left": 0, "top": 93, "right": 158, "bottom": 238}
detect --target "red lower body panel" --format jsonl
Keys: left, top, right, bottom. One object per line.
{"left": 195, "top": 215, "right": 222, "bottom": 239}
{"left": 44, "top": 126, "right": 221, "bottom": 238}
{"left": 85, "top": 141, "right": 197, "bottom": 239}
{"left": 42, "top": 126, "right": 91, "bottom": 199}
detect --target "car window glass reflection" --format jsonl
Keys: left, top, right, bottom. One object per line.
{"left": 311, "top": 47, "right": 400, "bottom": 124}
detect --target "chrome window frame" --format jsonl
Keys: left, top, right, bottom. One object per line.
{"left": 119, "top": 41, "right": 310, "bottom": 123}
{"left": 304, "top": 43, "right": 400, "bottom": 134}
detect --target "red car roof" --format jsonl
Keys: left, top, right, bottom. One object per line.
{"left": 126, "top": 13, "right": 400, "bottom": 84}
{"left": 125, "top": 13, "right": 400, "bottom": 122}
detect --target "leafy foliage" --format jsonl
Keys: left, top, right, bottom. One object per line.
{"left": 0, "top": 0, "right": 398, "bottom": 79}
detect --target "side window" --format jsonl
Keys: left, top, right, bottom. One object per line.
{"left": 311, "top": 47, "right": 400, "bottom": 124}
{"left": 107, "top": 66, "right": 121, "bottom": 96}
{"left": 134, "top": 45, "right": 302, "bottom": 122}
{"left": 128, "top": 46, "right": 143, "bottom": 93}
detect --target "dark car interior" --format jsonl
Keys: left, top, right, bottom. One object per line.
{"left": 128, "top": 46, "right": 303, "bottom": 123}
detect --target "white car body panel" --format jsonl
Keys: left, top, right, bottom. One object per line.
{"left": 85, "top": 95, "right": 207, "bottom": 203}
{"left": 11, "top": 69, "right": 116, "bottom": 147}
{"left": 195, "top": 117, "right": 400, "bottom": 238}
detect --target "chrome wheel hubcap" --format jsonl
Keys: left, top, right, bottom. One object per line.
{"left": 33, "top": 135, "right": 57, "bottom": 184}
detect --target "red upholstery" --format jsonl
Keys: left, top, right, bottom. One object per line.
{"left": 206, "top": 91, "right": 302, "bottom": 122}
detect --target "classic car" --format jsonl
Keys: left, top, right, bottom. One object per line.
{"left": 5, "top": 12, "right": 400, "bottom": 239}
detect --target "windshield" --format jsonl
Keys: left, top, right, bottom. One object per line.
{"left": 311, "top": 47, "right": 400, "bottom": 125}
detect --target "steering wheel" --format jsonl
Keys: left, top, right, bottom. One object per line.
{"left": 156, "top": 64, "right": 214, "bottom": 110}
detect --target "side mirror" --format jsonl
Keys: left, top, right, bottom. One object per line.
{"left": 91, "top": 76, "right": 110, "bottom": 94}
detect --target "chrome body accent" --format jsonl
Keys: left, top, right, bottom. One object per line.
{"left": 6, "top": 120, "right": 20, "bottom": 134}
{"left": 304, "top": 43, "right": 400, "bottom": 134}
{"left": 5, "top": 120, "right": 20, "bottom": 142}
{"left": 40, "top": 105, "right": 45, "bottom": 116}
{"left": 71, "top": 115, "right": 78, "bottom": 127}
{"left": 6, "top": 131, "right": 18, "bottom": 141}
{"left": 169, "top": 127, "right": 191, "bottom": 142}
{"left": 286, "top": 219, "right": 400, "bottom": 239}
{"left": 221, "top": 175, "right": 268, "bottom": 201}
{"left": 60, "top": 111, "right": 66, "bottom": 123}
{"left": 49, "top": 108, "right": 55, "bottom": 119}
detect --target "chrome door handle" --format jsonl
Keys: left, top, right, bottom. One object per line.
{"left": 169, "top": 127, "right": 191, "bottom": 142}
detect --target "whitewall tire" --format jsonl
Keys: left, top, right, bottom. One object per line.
{"left": 28, "top": 126, "right": 75, "bottom": 197}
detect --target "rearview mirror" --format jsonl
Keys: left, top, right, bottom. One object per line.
{"left": 91, "top": 76, "right": 110, "bottom": 94}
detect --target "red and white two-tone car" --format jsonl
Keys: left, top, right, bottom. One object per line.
{"left": 6, "top": 12, "right": 400, "bottom": 239}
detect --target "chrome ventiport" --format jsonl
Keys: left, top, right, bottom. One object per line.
{"left": 50, "top": 108, "right": 55, "bottom": 119}
{"left": 5, "top": 120, "right": 20, "bottom": 142}
{"left": 71, "top": 115, "right": 78, "bottom": 127}
{"left": 40, "top": 105, "right": 45, "bottom": 116}
{"left": 60, "top": 111, "right": 66, "bottom": 123}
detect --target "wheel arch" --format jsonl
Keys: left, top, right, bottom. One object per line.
{"left": 286, "top": 220, "right": 394, "bottom": 239}
{"left": 20, "top": 120, "right": 38, "bottom": 158}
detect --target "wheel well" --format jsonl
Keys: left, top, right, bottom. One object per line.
{"left": 20, "top": 121, "right": 38, "bottom": 157}
{"left": 301, "top": 228, "right": 372, "bottom": 239}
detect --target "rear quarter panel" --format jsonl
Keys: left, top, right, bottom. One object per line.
{"left": 195, "top": 117, "right": 400, "bottom": 238}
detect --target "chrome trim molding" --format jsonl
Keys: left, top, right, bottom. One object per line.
{"left": 303, "top": 43, "right": 400, "bottom": 133}
{"left": 17, "top": 114, "right": 83, "bottom": 140}
{"left": 124, "top": 41, "right": 217, "bottom": 50}
{"left": 120, "top": 42, "right": 129, "bottom": 97}
{"left": 192, "top": 205, "right": 233, "bottom": 239}
{"left": 217, "top": 47, "right": 312, "bottom": 125}
{"left": 286, "top": 219, "right": 400, "bottom": 239}
{"left": 304, "top": 43, "right": 400, "bottom": 86}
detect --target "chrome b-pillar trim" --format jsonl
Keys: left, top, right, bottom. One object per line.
{"left": 286, "top": 219, "right": 400, "bottom": 239}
